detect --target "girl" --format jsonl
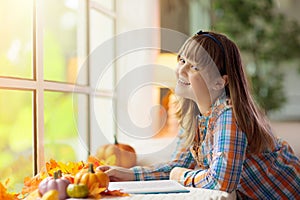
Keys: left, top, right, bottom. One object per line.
{"left": 98, "top": 31, "right": 300, "bottom": 199}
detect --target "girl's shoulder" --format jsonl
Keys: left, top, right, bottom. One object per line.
{"left": 208, "top": 99, "right": 233, "bottom": 130}
{"left": 210, "top": 98, "right": 232, "bottom": 120}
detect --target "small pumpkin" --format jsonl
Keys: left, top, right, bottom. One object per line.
{"left": 66, "top": 184, "right": 89, "bottom": 198}
{"left": 38, "top": 171, "right": 70, "bottom": 200}
{"left": 74, "top": 163, "right": 109, "bottom": 190}
{"left": 57, "top": 169, "right": 74, "bottom": 184}
{"left": 95, "top": 135, "right": 137, "bottom": 168}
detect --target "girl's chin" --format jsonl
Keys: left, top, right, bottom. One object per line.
{"left": 174, "top": 89, "right": 194, "bottom": 101}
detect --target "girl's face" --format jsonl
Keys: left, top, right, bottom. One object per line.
{"left": 175, "top": 39, "right": 228, "bottom": 113}
{"left": 175, "top": 55, "right": 211, "bottom": 107}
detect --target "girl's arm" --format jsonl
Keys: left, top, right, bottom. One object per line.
{"left": 171, "top": 109, "right": 248, "bottom": 192}
{"left": 131, "top": 129, "right": 197, "bottom": 181}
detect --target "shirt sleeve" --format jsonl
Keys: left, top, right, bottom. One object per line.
{"left": 179, "top": 109, "right": 248, "bottom": 192}
{"left": 131, "top": 128, "right": 197, "bottom": 181}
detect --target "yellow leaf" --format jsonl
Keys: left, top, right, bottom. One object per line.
{"left": 57, "top": 161, "right": 72, "bottom": 174}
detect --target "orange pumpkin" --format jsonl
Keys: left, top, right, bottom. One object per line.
{"left": 74, "top": 163, "right": 109, "bottom": 190}
{"left": 95, "top": 136, "right": 137, "bottom": 168}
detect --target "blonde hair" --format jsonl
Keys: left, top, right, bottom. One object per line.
{"left": 176, "top": 32, "right": 275, "bottom": 153}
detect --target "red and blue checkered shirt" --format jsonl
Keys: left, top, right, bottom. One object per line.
{"left": 131, "top": 98, "right": 300, "bottom": 199}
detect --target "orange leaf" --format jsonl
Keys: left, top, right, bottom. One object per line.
{"left": 87, "top": 155, "right": 104, "bottom": 167}
{"left": 46, "top": 159, "right": 59, "bottom": 172}
{"left": 88, "top": 183, "right": 107, "bottom": 199}
{"left": 103, "top": 189, "right": 130, "bottom": 197}
{"left": 21, "top": 174, "right": 42, "bottom": 195}
{"left": 0, "top": 182, "right": 19, "bottom": 200}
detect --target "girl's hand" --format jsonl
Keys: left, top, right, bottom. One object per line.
{"left": 170, "top": 167, "right": 190, "bottom": 183}
{"left": 96, "top": 165, "right": 135, "bottom": 182}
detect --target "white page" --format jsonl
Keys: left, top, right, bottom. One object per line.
{"left": 108, "top": 180, "right": 190, "bottom": 194}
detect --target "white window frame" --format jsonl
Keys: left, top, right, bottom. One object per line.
{"left": 0, "top": 0, "right": 117, "bottom": 174}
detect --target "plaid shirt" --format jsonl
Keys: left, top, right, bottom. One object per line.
{"left": 131, "top": 98, "right": 300, "bottom": 199}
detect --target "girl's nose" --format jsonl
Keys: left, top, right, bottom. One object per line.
{"left": 175, "top": 65, "right": 182, "bottom": 79}
{"left": 177, "top": 63, "right": 189, "bottom": 76}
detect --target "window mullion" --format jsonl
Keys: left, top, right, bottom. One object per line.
{"left": 33, "top": 0, "right": 45, "bottom": 174}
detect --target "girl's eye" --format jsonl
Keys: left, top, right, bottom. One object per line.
{"left": 191, "top": 65, "right": 199, "bottom": 71}
{"left": 178, "top": 58, "right": 185, "bottom": 64}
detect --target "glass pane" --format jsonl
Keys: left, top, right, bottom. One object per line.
{"left": 90, "top": 10, "right": 115, "bottom": 90}
{"left": 44, "top": 92, "right": 89, "bottom": 162}
{"left": 44, "top": 0, "right": 86, "bottom": 84}
{"left": 90, "top": 10, "right": 114, "bottom": 51}
{"left": 0, "top": 90, "right": 33, "bottom": 191}
{"left": 93, "top": 0, "right": 114, "bottom": 11}
{"left": 0, "top": 0, "right": 33, "bottom": 79}
{"left": 94, "top": 63, "right": 115, "bottom": 91}
{"left": 91, "top": 97, "right": 114, "bottom": 153}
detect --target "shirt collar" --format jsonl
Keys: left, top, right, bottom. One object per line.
{"left": 199, "top": 94, "right": 228, "bottom": 118}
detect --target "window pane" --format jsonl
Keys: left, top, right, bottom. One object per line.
{"left": 91, "top": 97, "right": 114, "bottom": 153}
{"left": 90, "top": 10, "right": 115, "bottom": 90}
{"left": 0, "top": 90, "right": 33, "bottom": 191}
{"left": 90, "top": 10, "right": 114, "bottom": 51}
{"left": 93, "top": 0, "right": 115, "bottom": 11}
{"left": 44, "top": 0, "right": 85, "bottom": 84}
{"left": 0, "top": 0, "right": 33, "bottom": 79}
{"left": 44, "top": 92, "right": 88, "bottom": 162}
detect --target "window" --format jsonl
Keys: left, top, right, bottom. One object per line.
{"left": 0, "top": 0, "right": 116, "bottom": 191}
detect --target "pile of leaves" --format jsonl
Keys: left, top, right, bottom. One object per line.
{"left": 1, "top": 156, "right": 128, "bottom": 199}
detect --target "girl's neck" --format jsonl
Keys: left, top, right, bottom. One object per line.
{"left": 197, "top": 92, "right": 227, "bottom": 115}
{"left": 197, "top": 102, "right": 211, "bottom": 115}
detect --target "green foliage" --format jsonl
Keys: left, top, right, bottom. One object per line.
{"left": 211, "top": 0, "right": 300, "bottom": 112}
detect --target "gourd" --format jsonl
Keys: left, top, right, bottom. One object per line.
{"left": 57, "top": 169, "right": 74, "bottom": 184}
{"left": 66, "top": 184, "right": 89, "bottom": 198}
{"left": 95, "top": 135, "right": 137, "bottom": 168}
{"left": 74, "top": 163, "right": 109, "bottom": 190}
{"left": 38, "top": 171, "right": 70, "bottom": 200}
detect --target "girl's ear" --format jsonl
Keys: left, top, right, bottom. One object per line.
{"left": 222, "top": 75, "right": 229, "bottom": 85}
{"left": 213, "top": 75, "right": 228, "bottom": 90}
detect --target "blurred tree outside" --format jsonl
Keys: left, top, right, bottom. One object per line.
{"left": 211, "top": 0, "right": 300, "bottom": 113}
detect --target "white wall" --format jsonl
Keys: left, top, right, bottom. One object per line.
{"left": 115, "top": 0, "right": 161, "bottom": 144}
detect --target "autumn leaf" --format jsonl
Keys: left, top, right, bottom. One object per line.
{"left": 0, "top": 181, "right": 19, "bottom": 200}
{"left": 57, "top": 160, "right": 86, "bottom": 175}
{"left": 38, "top": 167, "right": 49, "bottom": 180}
{"left": 87, "top": 155, "right": 105, "bottom": 167}
{"left": 46, "top": 159, "right": 59, "bottom": 172}
{"left": 104, "top": 189, "right": 130, "bottom": 197}
{"left": 21, "top": 174, "right": 43, "bottom": 195}
{"left": 88, "top": 183, "right": 106, "bottom": 199}
{"left": 44, "top": 159, "right": 87, "bottom": 177}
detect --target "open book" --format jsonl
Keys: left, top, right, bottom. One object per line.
{"left": 108, "top": 180, "right": 190, "bottom": 194}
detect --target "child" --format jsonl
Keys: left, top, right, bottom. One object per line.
{"left": 97, "top": 31, "right": 300, "bottom": 199}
